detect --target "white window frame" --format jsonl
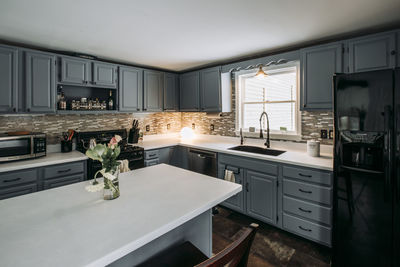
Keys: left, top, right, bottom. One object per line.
{"left": 235, "top": 61, "right": 301, "bottom": 141}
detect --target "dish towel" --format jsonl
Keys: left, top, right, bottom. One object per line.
{"left": 119, "top": 159, "right": 131, "bottom": 173}
{"left": 224, "top": 169, "right": 235, "bottom": 183}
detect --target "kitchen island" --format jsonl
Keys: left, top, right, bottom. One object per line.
{"left": 0, "top": 164, "right": 241, "bottom": 267}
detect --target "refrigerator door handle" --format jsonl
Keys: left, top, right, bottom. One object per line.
{"left": 396, "top": 105, "right": 400, "bottom": 203}
{"left": 383, "top": 105, "right": 392, "bottom": 202}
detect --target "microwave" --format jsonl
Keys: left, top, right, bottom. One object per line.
{"left": 0, "top": 132, "right": 46, "bottom": 162}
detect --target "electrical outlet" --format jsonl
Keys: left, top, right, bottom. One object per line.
{"left": 167, "top": 124, "right": 170, "bottom": 130}
{"left": 321, "top": 129, "right": 328, "bottom": 139}
{"left": 146, "top": 125, "right": 150, "bottom": 132}
{"left": 210, "top": 124, "right": 214, "bottom": 131}
{"left": 192, "top": 123, "right": 195, "bottom": 129}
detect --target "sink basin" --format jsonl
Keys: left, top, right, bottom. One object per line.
{"left": 228, "top": 145, "right": 286, "bottom": 156}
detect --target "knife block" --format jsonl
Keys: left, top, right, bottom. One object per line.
{"left": 128, "top": 128, "right": 140, "bottom": 144}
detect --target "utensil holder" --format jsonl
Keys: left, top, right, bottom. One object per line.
{"left": 128, "top": 129, "right": 140, "bottom": 144}
{"left": 61, "top": 140, "right": 72, "bottom": 153}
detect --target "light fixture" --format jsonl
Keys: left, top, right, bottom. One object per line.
{"left": 180, "top": 127, "right": 195, "bottom": 139}
{"left": 255, "top": 66, "right": 267, "bottom": 78}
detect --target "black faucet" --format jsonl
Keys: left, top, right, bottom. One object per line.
{"left": 259, "top": 112, "right": 270, "bottom": 148}
{"left": 240, "top": 128, "right": 245, "bottom": 145}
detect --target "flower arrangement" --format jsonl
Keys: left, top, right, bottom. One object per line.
{"left": 85, "top": 135, "right": 122, "bottom": 200}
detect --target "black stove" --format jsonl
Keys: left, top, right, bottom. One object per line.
{"left": 76, "top": 129, "right": 144, "bottom": 180}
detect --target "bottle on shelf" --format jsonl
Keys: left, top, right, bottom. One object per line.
{"left": 108, "top": 90, "right": 114, "bottom": 110}
{"left": 58, "top": 91, "right": 67, "bottom": 110}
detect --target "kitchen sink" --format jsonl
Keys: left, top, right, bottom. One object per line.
{"left": 228, "top": 145, "right": 286, "bottom": 156}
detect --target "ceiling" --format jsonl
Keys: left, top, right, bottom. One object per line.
{"left": 0, "top": 0, "right": 399, "bottom": 71}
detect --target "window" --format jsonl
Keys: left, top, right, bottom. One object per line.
{"left": 236, "top": 62, "right": 300, "bottom": 140}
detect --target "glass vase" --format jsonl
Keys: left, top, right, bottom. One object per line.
{"left": 103, "top": 169, "right": 120, "bottom": 200}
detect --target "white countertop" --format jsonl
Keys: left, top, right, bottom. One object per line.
{"left": 137, "top": 135, "right": 333, "bottom": 171}
{"left": 0, "top": 151, "right": 88, "bottom": 173}
{"left": 0, "top": 164, "right": 241, "bottom": 267}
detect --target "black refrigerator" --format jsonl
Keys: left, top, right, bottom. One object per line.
{"left": 333, "top": 68, "right": 400, "bottom": 266}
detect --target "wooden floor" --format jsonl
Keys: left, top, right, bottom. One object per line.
{"left": 212, "top": 207, "right": 331, "bottom": 267}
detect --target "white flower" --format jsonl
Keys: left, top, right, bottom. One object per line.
{"left": 85, "top": 181, "right": 104, "bottom": 192}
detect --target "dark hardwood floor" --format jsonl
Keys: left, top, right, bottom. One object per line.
{"left": 212, "top": 207, "right": 331, "bottom": 267}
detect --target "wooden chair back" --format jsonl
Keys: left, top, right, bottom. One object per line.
{"left": 195, "top": 223, "right": 259, "bottom": 267}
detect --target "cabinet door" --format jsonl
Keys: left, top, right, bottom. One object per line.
{"left": 25, "top": 51, "right": 56, "bottom": 113}
{"left": 348, "top": 32, "right": 396, "bottom": 73}
{"left": 119, "top": 66, "right": 143, "bottom": 112}
{"left": 60, "top": 57, "right": 90, "bottom": 85}
{"left": 0, "top": 46, "right": 18, "bottom": 113}
{"left": 164, "top": 73, "right": 179, "bottom": 111}
{"left": 180, "top": 71, "right": 200, "bottom": 111}
{"left": 218, "top": 163, "right": 245, "bottom": 213}
{"left": 0, "top": 183, "right": 37, "bottom": 200}
{"left": 246, "top": 170, "right": 277, "bottom": 225}
{"left": 159, "top": 147, "right": 174, "bottom": 164}
{"left": 92, "top": 62, "right": 117, "bottom": 88}
{"left": 300, "top": 43, "right": 342, "bottom": 110}
{"left": 143, "top": 70, "right": 163, "bottom": 111}
{"left": 200, "top": 66, "right": 221, "bottom": 112}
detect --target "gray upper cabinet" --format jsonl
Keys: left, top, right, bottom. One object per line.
{"left": 246, "top": 170, "right": 277, "bottom": 225}
{"left": 143, "top": 70, "right": 163, "bottom": 111}
{"left": 300, "top": 43, "right": 343, "bottom": 110}
{"left": 25, "top": 51, "right": 56, "bottom": 113}
{"left": 180, "top": 71, "right": 200, "bottom": 111}
{"left": 200, "top": 66, "right": 221, "bottom": 112}
{"left": 0, "top": 45, "right": 18, "bottom": 113}
{"left": 60, "top": 57, "right": 90, "bottom": 85}
{"left": 164, "top": 73, "right": 179, "bottom": 111}
{"left": 348, "top": 32, "right": 396, "bottom": 73}
{"left": 92, "top": 62, "right": 117, "bottom": 88}
{"left": 119, "top": 66, "right": 143, "bottom": 112}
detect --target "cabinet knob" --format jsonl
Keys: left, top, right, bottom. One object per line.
{"left": 391, "top": 50, "right": 396, "bottom": 56}
{"left": 13, "top": 108, "right": 16, "bottom": 112}
{"left": 27, "top": 108, "right": 31, "bottom": 112}
{"left": 92, "top": 81, "right": 96, "bottom": 85}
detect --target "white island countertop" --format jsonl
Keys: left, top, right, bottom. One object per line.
{"left": 0, "top": 164, "right": 241, "bottom": 267}
{"left": 137, "top": 135, "right": 333, "bottom": 171}
{"left": 0, "top": 150, "right": 88, "bottom": 173}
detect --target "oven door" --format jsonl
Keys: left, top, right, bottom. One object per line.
{"left": 0, "top": 136, "right": 33, "bottom": 162}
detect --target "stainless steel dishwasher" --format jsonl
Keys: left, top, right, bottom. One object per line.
{"left": 188, "top": 148, "right": 217, "bottom": 177}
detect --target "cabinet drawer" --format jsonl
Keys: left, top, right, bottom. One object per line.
{"left": 282, "top": 166, "right": 332, "bottom": 186}
{"left": 0, "top": 169, "right": 37, "bottom": 188}
{"left": 145, "top": 150, "right": 159, "bottom": 160}
{"left": 283, "top": 196, "right": 332, "bottom": 225}
{"left": 44, "top": 162, "right": 85, "bottom": 179}
{"left": 283, "top": 213, "right": 331, "bottom": 246}
{"left": 43, "top": 174, "right": 84, "bottom": 190}
{"left": 283, "top": 179, "right": 332, "bottom": 205}
{"left": 0, "top": 183, "right": 37, "bottom": 200}
{"left": 145, "top": 158, "right": 159, "bottom": 167}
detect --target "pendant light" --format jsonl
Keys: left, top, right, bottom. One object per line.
{"left": 255, "top": 66, "right": 267, "bottom": 78}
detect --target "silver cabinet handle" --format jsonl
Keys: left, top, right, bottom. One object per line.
{"left": 298, "top": 188, "right": 312, "bottom": 194}
{"left": 298, "top": 226, "right": 312, "bottom": 232}
{"left": 298, "top": 207, "right": 312, "bottom": 213}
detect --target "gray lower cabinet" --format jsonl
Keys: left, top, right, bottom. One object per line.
{"left": 60, "top": 56, "right": 90, "bottom": 85}
{"left": 300, "top": 42, "right": 343, "bottom": 110}
{"left": 143, "top": 70, "right": 163, "bottom": 111}
{"left": 25, "top": 51, "right": 56, "bottom": 113}
{"left": 0, "top": 45, "right": 18, "bottom": 113}
{"left": 200, "top": 66, "right": 221, "bottom": 112}
{"left": 348, "top": 31, "right": 396, "bottom": 73}
{"left": 218, "top": 163, "right": 245, "bottom": 213}
{"left": 170, "top": 146, "right": 189, "bottom": 169}
{"left": 43, "top": 174, "right": 85, "bottom": 189}
{"left": 164, "top": 73, "right": 179, "bottom": 111}
{"left": 281, "top": 164, "right": 333, "bottom": 247}
{"left": 0, "top": 160, "right": 86, "bottom": 200}
{"left": 119, "top": 66, "right": 143, "bottom": 112}
{"left": 144, "top": 147, "right": 174, "bottom": 166}
{"left": 92, "top": 62, "right": 117, "bottom": 88}
{"left": 180, "top": 71, "right": 200, "bottom": 111}
{"left": 0, "top": 168, "right": 38, "bottom": 200}
{"left": 246, "top": 170, "right": 277, "bottom": 225}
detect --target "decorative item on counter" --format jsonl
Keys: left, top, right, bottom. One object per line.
{"left": 307, "top": 140, "right": 320, "bottom": 157}
{"left": 61, "top": 129, "right": 75, "bottom": 152}
{"left": 85, "top": 135, "right": 122, "bottom": 200}
{"left": 101, "top": 100, "right": 107, "bottom": 110}
{"left": 58, "top": 91, "right": 67, "bottom": 110}
{"left": 108, "top": 90, "right": 114, "bottom": 110}
{"left": 128, "top": 119, "right": 140, "bottom": 143}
